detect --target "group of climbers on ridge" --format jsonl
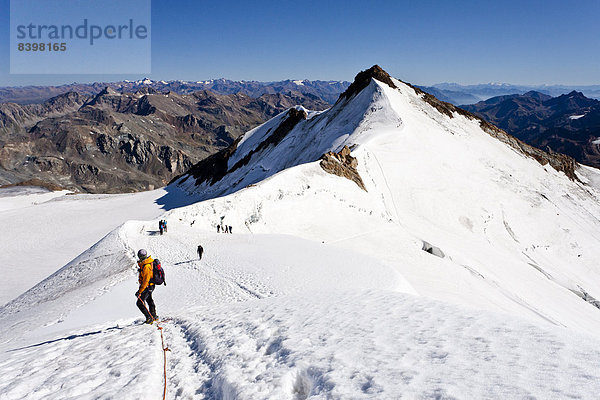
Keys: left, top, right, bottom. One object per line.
{"left": 135, "top": 218, "right": 233, "bottom": 324}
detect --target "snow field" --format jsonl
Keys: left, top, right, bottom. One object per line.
{"left": 6, "top": 289, "right": 600, "bottom": 399}
{"left": 0, "top": 321, "right": 163, "bottom": 400}
{"left": 0, "top": 188, "right": 168, "bottom": 305}
{"left": 165, "top": 290, "right": 600, "bottom": 399}
{"left": 0, "top": 218, "right": 412, "bottom": 350}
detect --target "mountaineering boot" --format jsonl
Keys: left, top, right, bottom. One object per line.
{"left": 144, "top": 316, "right": 154, "bottom": 324}
{"left": 149, "top": 304, "right": 157, "bottom": 321}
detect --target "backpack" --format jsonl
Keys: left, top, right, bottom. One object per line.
{"left": 151, "top": 259, "right": 166, "bottom": 285}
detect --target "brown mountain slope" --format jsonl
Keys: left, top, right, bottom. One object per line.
{"left": 0, "top": 89, "right": 330, "bottom": 193}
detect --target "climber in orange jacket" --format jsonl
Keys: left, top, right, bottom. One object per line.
{"left": 135, "top": 249, "right": 158, "bottom": 324}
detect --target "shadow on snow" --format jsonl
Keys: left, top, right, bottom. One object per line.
{"left": 8, "top": 325, "right": 126, "bottom": 352}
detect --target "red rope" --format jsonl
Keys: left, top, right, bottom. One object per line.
{"left": 138, "top": 295, "right": 169, "bottom": 400}
{"left": 157, "top": 323, "right": 170, "bottom": 400}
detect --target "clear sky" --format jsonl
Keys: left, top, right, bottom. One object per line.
{"left": 1, "top": 0, "right": 599, "bottom": 87}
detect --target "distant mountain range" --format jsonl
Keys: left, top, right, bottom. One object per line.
{"left": 461, "top": 90, "right": 600, "bottom": 168}
{"left": 419, "top": 83, "right": 600, "bottom": 105}
{"left": 0, "top": 79, "right": 351, "bottom": 105}
{"left": 3, "top": 74, "right": 599, "bottom": 193}
{"left": 4, "top": 78, "right": 600, "bottom": 107}
{"left": 415, "top": 86, "right": 480, "bottom": 105}
{"left": 0, "top": 87, "right": 331, "bottom": 192}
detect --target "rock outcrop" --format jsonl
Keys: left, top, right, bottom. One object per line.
{"left": 320, "top": 146, "right": 366, "bottom": 191}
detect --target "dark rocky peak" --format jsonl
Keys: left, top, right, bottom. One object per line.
{"left": 338, "top": 65, "right": 397, "bottom": 101}
{"left": 84, "top": 86, "right": 122, "bottom": 108}
{"left": 567, "top": 90, "right": 586, "bottom": 98}
{"left": 554, "top": 90, "right": 589, "bottom": 102}
{"left": 461, "top": 93, "right": 548, "bottom": 115}
{"left": 193, "top": 90, "right": 223, "bottom": 106}
{"left": 544, "top": 90, "right": 598, "bottom": 110}
{"left": 43, "top": 91, "right": 86, "bottom": 107}
{"left": 37, "top": 91, "right": 88, "bottom": 115}
{"left": 98, "top": 86, "right": 119, "bottom": 96}
{"left": 134, "top": 95, "right": 157, "bottom": 115}
{"left": 134, "top": 87, "right": 158, "bottom": 96}
{"left": 192, "top": 90, "right": 213, "bottom": 99}
{"left": 522, "top": 91, "right": 552, "bottom": 102}
{"left": 231, "top": 92, "right": 251, "bottom": 100}
{"left": 475, "top": 94, "right": 522, "bottom": 108}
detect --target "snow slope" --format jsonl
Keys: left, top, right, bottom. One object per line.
{"left": 3, "top": 290, "right": 600, "bottom": 399}
{"left": 2, "top": 215, "right": 600, "bottom": 398}
{"left": 3, "top": 68, "right": 600, "bottom": 399}
{"left": 0, "top": 187, "right": 169, "bottom": 305}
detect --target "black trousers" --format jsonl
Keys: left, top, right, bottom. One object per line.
{"left": 136, "top": 285, "right": 157, "bottom": 319}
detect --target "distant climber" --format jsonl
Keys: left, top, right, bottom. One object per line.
{"left": 216, "top": 225, "right": 220, "bottom": 233}
{"left": 135, "top": 249, "right": 158, "bottom": 324}
{"left": 224, "top": 225, "right": 229, "bottom": 233}
{"left": 197, "top": 244, "right": 204, "bottom": 260}
{"left": 228, "top": 225, "right": 233, "bottom": 234}
{"left": 159, "top": 220, "right": 163, "bottom": 235}
{"left": 163, "top": 220, "right": 168, "bottom": 233}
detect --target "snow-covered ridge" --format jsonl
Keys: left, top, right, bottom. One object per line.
{"left": 176, "top": 67, "right": 579, "bottom": 200}
{"left": 0, "top": 226, "right": 135, "bottom": 343}
{"left": 170, "top": 65, "right": 600, "bottom": 335}
{"left": 177, "top": 76, "right": 403, "bottom": 200}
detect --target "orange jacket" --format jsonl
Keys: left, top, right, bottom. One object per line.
{"left": 137, "top": 256, "right": 155, "bottom": 294}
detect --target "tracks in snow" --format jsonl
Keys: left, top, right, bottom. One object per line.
{"left": 160, "top": 319, "right": 213, "bottom": 399}
{"left": 146, "top": 232, "right": 270, "bottom": 306}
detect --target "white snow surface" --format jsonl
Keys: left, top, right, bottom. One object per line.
{"left": 3, "top": 289, "right": 600, "bottom": 399}
{"left": 0, "top": 188, "right": 169, "bottom": 305}
{"left": 3, "top": 76, "right": 600, "bottom": 399}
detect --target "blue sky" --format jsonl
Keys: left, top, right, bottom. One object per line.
{"left": 1, "top": 0, "right": 599, "bottom": 86}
